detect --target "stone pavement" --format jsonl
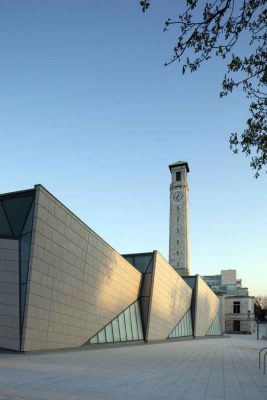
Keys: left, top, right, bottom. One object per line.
{"left": 0, "top": 334, "right": 267, "bottom": 400}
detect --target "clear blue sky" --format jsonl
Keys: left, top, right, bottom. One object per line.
{"left": 0, "top": 1, "right": 266, "bottom": 296}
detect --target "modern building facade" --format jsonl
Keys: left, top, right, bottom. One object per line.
{"left": 202, "top": 269, "right": 255, "bottom": 334}
{"left": 169, "top": 161, "right": 190, "bottom": 276}
{"left": 0, "top": 185, "right": 221, "bottom": 352}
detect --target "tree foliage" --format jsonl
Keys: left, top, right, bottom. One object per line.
{"left": 255, "top": 295, "right": 267, "bottom": 320}
{"left": 255, "top": 295, "right": 267, "bottom": 309}
{"left": 140, "top": 0, "right": 267, "bottom": 177}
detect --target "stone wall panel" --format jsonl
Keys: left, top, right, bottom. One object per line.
{"left": 22, "top": 186, "right": 141, "bottom": 351}
{"left": 194, "top": 275, "right": 220, "bottom": 336}
{"left": 147, "top": 251, "right": 192, "bottom": 341}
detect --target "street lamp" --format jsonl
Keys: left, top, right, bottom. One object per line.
{"left": 247, "top": 310, "right": 251, "bottom": 335}
{"left": 255, "top": 310, "right": 260, "bottom": 340}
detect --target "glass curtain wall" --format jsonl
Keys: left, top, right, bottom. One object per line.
{"left": 168, "top": 308, "right": 193, "bottom": 338}
{"left": 123, "top": 252, "right": 154, "bottom": 339}
{"left": 206, "top": 313, "right": 222, "bottom": 336}
{"left": 0, "top": 191, "right": 35, "bottom": 343}
{"left": 90, "top": 300, "right": 144, "bottom": 344}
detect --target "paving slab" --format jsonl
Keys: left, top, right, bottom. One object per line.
{"left": 0, "top": 334, "right": 266, "bottom": 400}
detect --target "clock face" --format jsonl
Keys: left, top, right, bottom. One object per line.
{"left": 172, "top": 191, "right": 184, "bottom": 202}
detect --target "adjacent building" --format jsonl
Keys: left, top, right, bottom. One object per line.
{"left": 202, "top": 269, "right": 255, "bottom": 334}
{"left": 0, "top": 184, "right": 222, "bottom": 352}
{"left": 202, "top": 269, "right": 248, "bottom": 296}
{"left": 224, "top": 295, "right": 255, "bottom": 334}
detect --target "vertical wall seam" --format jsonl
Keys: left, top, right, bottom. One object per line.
{"left": 20, "top": 191, "right": 36, "bottom": 352}
{"left": 193, "top": 274, "right": 200, "bottom": 337}
{"left": 145, "top": 250, "right": 157, "bottom": 342}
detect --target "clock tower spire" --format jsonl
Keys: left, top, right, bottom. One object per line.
{"left": 169, "top": 161, "right": 190, "bottom": 276}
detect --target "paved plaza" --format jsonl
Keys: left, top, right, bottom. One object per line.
{"left": 0, "top": 333, "right": 267, "bottom": 400}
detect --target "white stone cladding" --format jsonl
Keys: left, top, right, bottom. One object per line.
{"left": 194, "top": 275, "right": 220, "bottom": 336}
{"left": 22, "top": 185, "right": 142, "bottom": 351}
{"left": 147, "top": 251, "right": 192, "bottom": 341}
{"left": 169, "top": 163, "right": 190, "bottom": 276}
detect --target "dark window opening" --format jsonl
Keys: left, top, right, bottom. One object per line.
{"left": 176, "top": 172, "right": 181, "bottom": 181}
{"left": 233, "top": 301, "right": 240, "bottom": 313}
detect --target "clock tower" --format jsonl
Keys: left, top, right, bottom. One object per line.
{"left": 169, "top": 161, "right": 190, "bottom": 276}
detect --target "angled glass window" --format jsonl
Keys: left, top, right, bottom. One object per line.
{"left": 134, "top": 254, "right": 153, "bottom": 273}
{"left": 0, "top": 202, "right": 13, "bottom": 237}
{"left": 124, "top": 307, "right": 133, "bottom": 340}
{"left": 89, "top": 300, "right": 144, "bottom": 344}
{"left": 129, "top": 303, "right": 139, "bottom": 340}
{"left": 105, "top": 324, "right": 113, "bottom": 342}
{"left": 90, "top": 335, "right": 98, "bottom": 344}
{"left": 2, "top": 195, "right": 34, "bottom": 237}
{"left": 183, "top": 276, "right": 196, "bottom": 289}
{"left": 123, "top": 253, "right": 153, "bottom": 273}
{"left": 118, "top": 313, "right": 127, "bottom": 341}
{"left": 168, "top": 308, "right": 193, "bottom": 338}
{"left": 112, "top": 318, "right": 120, "bottom": 342}
{"left": 98, "top": 330, "right": 106, "bottom": 343}
{"left": 206, "top": 313, "right": 222, "bottom": 336}
{"left": 123, "top": 255, "right": 134, "bottom": 266}
{"left": 22, "top": 201, "right": 34, "bottom": 235}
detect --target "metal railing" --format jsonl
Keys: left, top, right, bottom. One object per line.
{"left": 259, "top": 347, "right": 267, "bottom": 374}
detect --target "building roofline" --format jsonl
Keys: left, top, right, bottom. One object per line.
{"left": 122, "top": 252, "right": 154, "bottom": 257}
{"left": 34, "top": 184, "right": 131, "bottom": 262}
{"left": 0, "top": 187, "right": 35, "bottom": 201}
{"left": 169, "top": 161, "right": 190, "bottom": 172}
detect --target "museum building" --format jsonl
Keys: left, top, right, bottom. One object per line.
{"left": 0, "top": 184, "right": 221, "bottom": 352}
